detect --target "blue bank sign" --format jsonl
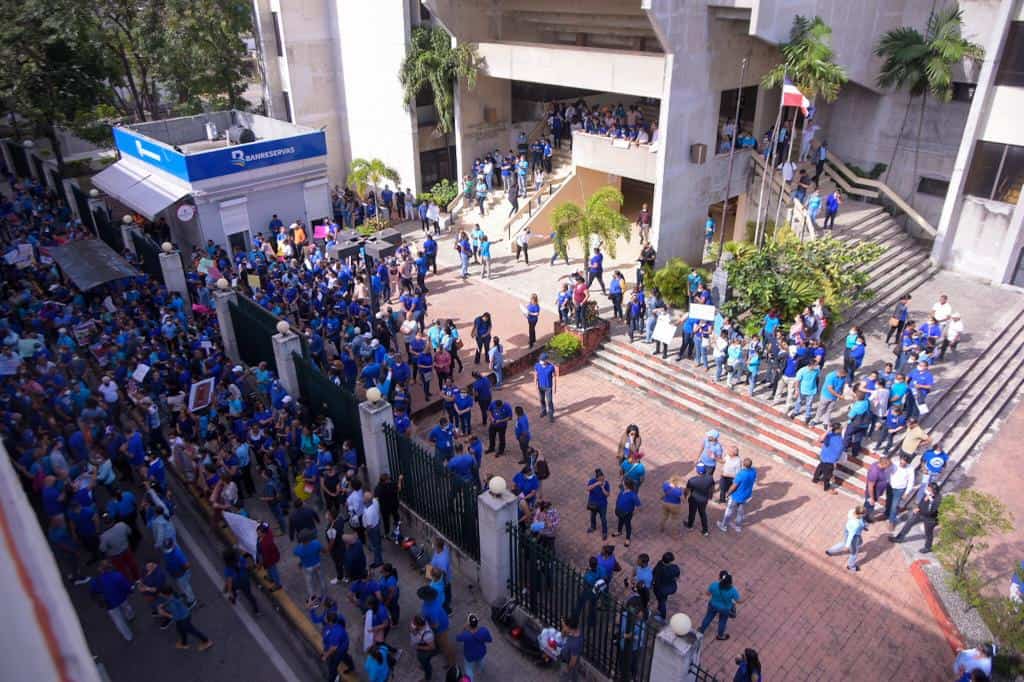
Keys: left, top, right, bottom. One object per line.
{"left": 113, "top": 128, "right": 327, "bottom": 183}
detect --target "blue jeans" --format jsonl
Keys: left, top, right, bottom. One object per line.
{"left": 492, "top": 363, "right": 504, "bottom": 387}
{"left": 695, "top": 341, "right": 708, "bottom": 368}
{"left": 589, "top": 506, "right": 608, "bottom": 537}
{"left": 538, "top": 386, "right": 554, "bottom": 418}
{"left": 265, "top": 564, "right": 281, "bottom": 587}
{"left": 748, "top": 368, "right": 759, "bottom": 396}
{"left": 367, "top": 524, "right": 384, "bottom": 566}
{"left": 458, "top": 411, "right": 471, "bottom": 434}
{"left": 888, "top": 488, "right": 906, "bottom": 525}
{"left": 644, "top": 316, "right": 657, "bottom": 343}
{"left": 699, "top": 603, "right": 731, "bottom": 638}
{"left": 791, "top": 393, "right": 815, "bottom": 422}
{"left": 460, "top": 253, "right": 469, "bottom": 278}
{"left": 464, "top": 658, "right": 484, "bottom": 680}
{"left": 715, "top": 356, "right": 726, "bottom": 380}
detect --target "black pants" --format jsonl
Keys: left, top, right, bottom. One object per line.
{"left": 615, "top": 511, "right": 634, "bottom": 539}
{"left": 886, "top": 320, "right": 907, "bottom": 345}
{"left": 476, "top": 399, "right": 489, "bottom": 425}
{"left": 175, "top": 616, "right": 210, "bottom": 645}
{"left": 474, "top": 336, "right": 491, "bottom": 364}
{"left": 381, "top": 507, "right": 398, "bottom": 537}
{"left": 488, "top": 423, "right": 507, "bottom": 453}
{"left": 686, "top": 499, "right": 709, "bottom": 533}
{"left": 517, "top": 434, "right": 531, "bottom": 460}
{"left": 229, "top": 582, "right": 260, "bottom": 615}
{"left": 814, "top": 159, "right": 825, "bottom": 185}
{"left": 326, "top": 649, "right": 356, "bottom": 680}
{"left": 587, "top": 271, "right": 606, "bottom": 294}
{"left": 895, "top": 513, "right": 937, "bottom": 550}
{"left": 812, "top": 462, "right": 835, "bottom": 491}
{"left": 939, "top": 338, "right": 959, "bottom": 360}
{"left": 717, "top": 476, "right": 732, "bottom": 503}
{"left": 528, "top": 319, "right": 537, "bottom": 347}
{"left": 823, "top": 211, "right": 837, "bottom": 229}
{"left": 610, "top": 293, "right": 623, "bottom": 319}
{"left": 516, "top": 243, "right": 529, "bottom": 264}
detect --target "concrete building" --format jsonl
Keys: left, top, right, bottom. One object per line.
{"left": 92, "top": 110, "right": 330, "bottom": 253}
{"left": 933, "top": 0, "right": 1024, "bottom": 285}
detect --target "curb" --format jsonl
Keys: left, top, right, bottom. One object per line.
{"left": 909, "top": 558, "right": 965, "bottom": 654}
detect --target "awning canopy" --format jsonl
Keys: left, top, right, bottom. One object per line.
{"left": 92, "top": 161, "right": 191, "bottom": 220}
{"left": 46, "top": 239, "right": 140, "bottom": 290}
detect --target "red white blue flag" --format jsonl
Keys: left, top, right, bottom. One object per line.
{"left": 782, "top": 78, "right": 810, "bottom": 115}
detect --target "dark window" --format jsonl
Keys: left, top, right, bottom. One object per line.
{"left": 420, "top": 4, "right": 431, "bottom": 21}
{"left": 715, "top": 86, "right": 758, "bottom": 155}
{"left": 1012, "top": 247, "right": 1024, "bottom": 287}
{"left": 951, "top": 82, "right": 975, "bottom": 102}
{"left": 964, "top": 140, "right": 1024, "bottom": 203}
{"left": 917, "top": 176, "right": 950, "bottom": 197}
{"left": 996, "top": 21, "right": 1024, "bottom": 87}
{"left": 281, "top": 91, "right": 293, "bottom": 123}
{"left": 419, "top": 147, "right": 455, "bottom": 189}
{"left": 271, "top": 11, "right": 284, "bottom": 57}
{"left": 415, "top": 89, "right": 433, "bottom": 107}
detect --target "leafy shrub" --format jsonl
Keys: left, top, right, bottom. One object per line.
{"left": 651, "top": 258, "right": 711, "bottom": 310}
{"left": 744, "top": 219, "right": 778, "bottom": 244}
{"left": 427, "top": 178, "right": 458, "bottom": 207}
{"left": 547, "top": 332, "right": 582, "bottom": 361}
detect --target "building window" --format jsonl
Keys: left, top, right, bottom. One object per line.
{"left": 996, "top": 21, "right": 1024, "bottom": 86}
{"left": 715, "top": 86, "right": 758, "bottom": 154}
{"left": 271, "top": 11, "right": 284, "bottom": 57}
{"left": 951, "top": 82, "right": 975, "bottom": 102}
{"left": 917, "top": 176, "right": 950, "bottom": 197}
{"left": 281, "top": 90, "right": 293, "bottom": 123}
{"left": 420, "top": 147, "right": 455, "bottom": 190}
{"left": 964, "top": 140, "right": 1024, "bottom": 204}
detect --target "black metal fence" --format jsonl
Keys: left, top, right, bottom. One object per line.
{"left": 294, "top": 351, "right": 364, "bottom": 458}
{"left": 130, "top": 229, "right": 164, "bottom": 284}
{"left": 507, "top": 524, "right": 656, "bottom": 681}
{"left": 228, "top": 296, "right": 281, "bottom": 374}
{"left": 689, "top": 662, "right": 721, "bottom": 682}
{"left": 383, "top": 423, "right": 480, "bottom": 561}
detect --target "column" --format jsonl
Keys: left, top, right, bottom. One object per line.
{"left": 271, "top": 330, "right": 303, "bottom": 399}
{"left": 651, "top": 623, "right": 702, "bottom": 681}
{"left": 212, "top": 289, "right": 240, "bottom": 364}
{"left": 121, "top": 224, "right": 136, "bottom": 255}
{"left": 359, "top": 399, "right": 394, "bottom": 487}
{"left": 158, "top": 250, "right": 192, "bottom": 311}
{"left": 477, "top": 484, "right": 519, "bottom": 606}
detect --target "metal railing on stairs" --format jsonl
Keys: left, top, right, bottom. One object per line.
{"left": 749, "top": 154, "right": 816, "bottom": 241}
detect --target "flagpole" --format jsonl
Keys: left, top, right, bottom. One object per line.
{"left": 716, "top": 54, "right": 750, "bottom": 268}
{"left": 755, "top": 88, "right": 785, "bottom": 247}
{"left": 773, "top": 110, "right": 800, "bottom": 231}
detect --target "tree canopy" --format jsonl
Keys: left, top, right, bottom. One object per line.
{"left": 762, "top": 15, "right": 848, "bottom": 102}
{"left": 399, "top": 25, "right": 481, "bottom": 136}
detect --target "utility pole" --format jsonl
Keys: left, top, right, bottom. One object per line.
{"left": 712, "top": 54, "right": 750, "bottom": 307}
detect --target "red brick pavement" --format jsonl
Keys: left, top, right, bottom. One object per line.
{"left": 416, "top": 364, "right": 949, "bottom": 681}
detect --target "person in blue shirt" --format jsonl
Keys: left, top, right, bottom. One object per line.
{"left": 513, "top": 405, "right": 531, "bottom": 462}
{"left": 608, "top": 271, "right": 625, "bottom": 319}
{"left": 525, "top": 293, "right": 541, "bottom": 348}
{"left": 512, "top": 465, "right": 540, "bottom": 507}
{"left": 790, "top": 363, "right": 821, "bottom": 424}
{"left": 321, "top": 610, "right": 355, "bottom": 678}
{"left": 393, "top": 407, "right": 412, "bottom": 436}
{"left": 535, "top": 353, "right": 558, "bottom": 421}
{"left": 813, "top": 366, "right": 847, "bottom": 427}
{"left": 453, "top": 388, "right": 473, "bottom": 435}
{"left": 587, "top": 247, "right": 606, "bottom": 294}
{"left": 698, "top": 570, "right": 742, "bottom": 640}
{"left": 90, "top": 561, "right": 136, "bottom": 641}
{"left": 428, "top": 417, "right": 455, "bottom": 460}
{"left": 470, "top": 371, "right": 492, "bottom": 425}
{"left": 472, "top": 312, "right": 492, "bottom": 365}
{"left": 447, "top": 444, "right": 477, "bottom": 484}
{"left": 586, "top": 469, "right": 611, "bottom": 539}
{"left": 876, "top": 406, "right": 907, "bottom": 453}
{"left": 222, "top": 547, "right": 260, "bottom": 615}
{"left": 293, "top": 536, "right": 326, "bottom": 603}
{"left": 486, "top": 399, "right": 512, "bottom": 455}
{"left": 916, "top": 439, "right": 948, "bottom": 503}
{"left": 613, "top": 480, "right": 641, "bottom": 546}
{"left": 718, "top": 458, "right": 757, "bottom": 533}
{"left": 456, "top": 614, "right": 493, "bottom": 679}
{"left": 417, "top": 347, "right": 434, "bottom": 399}
{"left": 813, "top": 422, "right": 844, "bottom": 494}
{"left": 907, "top": 360, "right": 935, "bottom": 419}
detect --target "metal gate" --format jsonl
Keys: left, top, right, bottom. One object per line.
{"left": 130, "top": 229, "right": 164, "bottom": 283}
{"left": 228, "top": 296, "right": 280, "bottom": 374}
{"left": 294, "top": 351, "right": 364, "bottom": 459}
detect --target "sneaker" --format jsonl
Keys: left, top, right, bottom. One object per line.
{"left": 732, "top": 526, "right": 742, "bottom": 533}
{"left": 73, "top": 576, "right": 91, "bottom": 586}
{"left": 330, "top": 578, "right": 340, "bottom": 585}
{"left": 702, "top": 531, "right": 710, "bottom": 537}
{"left": 198, "top": 641, "right": 214, "bottom": 652}
{"left": 716, "top": 522, "right": 727, "bottom": 532}
{"left": 175, "top": 643, "right": 190, "bottom": 650}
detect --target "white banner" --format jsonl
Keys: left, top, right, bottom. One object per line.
{"left": 689, "top": 303, "right": 717, "bottom": 321}
{"left": 652, "top": 315, "right": 678, "bottom": 344}
{"left": 223, "top": 511, "right": 260, "bottom": 558}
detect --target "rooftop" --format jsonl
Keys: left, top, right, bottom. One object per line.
{"left": 125, "top": 110, "right": 319, "bottom": 156}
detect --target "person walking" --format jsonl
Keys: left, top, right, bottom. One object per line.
{"left": 535, "top": 353, "right": 558, "bottom": 421}
{"left": 823, "top": 189, "right": 842, "bottom": 230}
{"left": 89, "top": 560, "right": 136, "bottom": 641}
{"left": 887, "top": 452, "right": 921, "bottom": 531}
{"left": 659, "top": 475, "right": 684, "bottom": 533}
{"left": 586, "top": 468, "right": 611, "bottom": 539}
{"left": 734, "top": 649, "right": 763, "bottom": 682}
{"left": 157, "top": 586, "right": 214, "bottom": 651}
{"left": 789, "top": 362, "right": 820, "bottom": 424}
{"left": 697, "top": 430, "right": 724, "bottom": 478}
{"left": 697, "top": 570, "right": 743, "bottom": 641}
{"left": 256, "top": 523, "right": 282, "bottom": 590}
{"left": 813, "top": 366, "right": 847, "bottom": 427}
{"left": 717, "top": 447, "right": 741, "bottom": 504}
{"left": 162, "top": 539, "right": 198, "bottom": 607}
{"left": 718, "top": 458, "right": 757, "bottom": 533}
{"left": 294, "top": 531, "right": 327, "bottom": 604}
{"left": 456, "top": 614, "right": 493, "bottom": 680}
{"left": 889, "top": 483, "right": 941, "bottom": 553}
{"left": 587, "top": 247, "right": 606, "bottom": 294}
{"left": 612, "top": 480, "right": 641, "bottom": 547}
{"left": 825, "top": 506, "right": 868, "bottom": 571}
{"left": 409, "top": 615, "right": 437, "bottom": 681}
{"left": 525, "top": 294, "right": 541, "bottom": 348}
{"left": 609, "top": 271, "right": 625, "bottom": 320}
{"left": 684, "top": 464, "right": 715, "bottom": 536}
{"left": 886, "top": 294, "right": 912, "bottom": 346}
{"left": 812, "top": 422, "right": 844, "bottom": 494}
{"left": 651, "top": 552, "right": 680, "bottom": 623}
{"left": 222, "top": 548, "right": 260, "bottom": 615}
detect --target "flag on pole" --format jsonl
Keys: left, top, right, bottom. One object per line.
{"left": 782, "top": 78, "right": 810, "bottom": 116}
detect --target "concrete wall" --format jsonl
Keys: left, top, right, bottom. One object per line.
{"left": 947, "top": 195, "right": 1020, "bottom": 275}
{"left": 520, "top": 166, "right": 622, "bottom": 242}
{"left": 455, "top": 73, "right": 514, "bottom": 177}
{"left": 571, "top": 132, "right": 658, "bottom": 184}
{"left": 335, "top": 0, "right": 421, "bottom": 193}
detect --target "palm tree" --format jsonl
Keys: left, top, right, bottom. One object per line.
{"left": 551, "top": 186, "right": 631, "bottom": 261}
{"left": 398, "top": 25, "right": 481, "bottom": 180}
{"left": 874, "top": 4, "right": 983, "bottom": 193}
{"left": 763, "top": 15, "right": 848, "bottom": 103}
{"left": 349, "top": 158, "right": 400, "bottom": 228}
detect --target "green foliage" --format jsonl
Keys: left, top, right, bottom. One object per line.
{"left": 936, "top": 489, "right": 1013, "bottom": 580}
{"left": 551, "top": 186, "right": 631, "bottom": 261}
{"left": 721, "top": 228, "right": 883, "bottom": 323}
{"left": 547, "top": 332, "right": 582, "bottom": 361}
{"left": 744, "top": 219, "right": 778, "bottom": 244}
{"left": 348, "top": 158, "right": 401, "bottom": 199}
{"left": 399, "top": 26, "right": 481, "bottom": 136}
{"left": 762, "top": 15, "right": 848, "bottom": 102}
{"left": 356, "top": 223, "right": 377, "bottom": 237}
{"left": 426, "top": 178, "right": 458, "bottom": 208}
{"left": 651, "top": 258, "right": 711, "bottom": 310}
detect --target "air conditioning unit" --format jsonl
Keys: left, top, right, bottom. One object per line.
{"left": 690, "top": 143, "right": 707, "bottom": 165}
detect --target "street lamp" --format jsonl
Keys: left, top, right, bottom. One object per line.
{"left": 122, "top": 214, "right": 134, "bottom": 225}
{"left": 669, "top": 613, "right": 692, "bottom": 637}
{"left": 89, "top": 189, "right": 99, "bottom": 198}
{"left": 276, "top": 320, "right": 290, "bottom": 335}
{"left": 365, "top": 387, "right": 382, "bottom": 404}
{"left": 161, "top": 242, "right": 173, "bottom": 253}
{"left": 216, "top": 278, "right": 229, "bottom": 290}
{"left": 488, "top": 476, "right": 507, "bottom": 497}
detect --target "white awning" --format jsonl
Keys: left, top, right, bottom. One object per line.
{"left": 92, "top": 161, "right": 191, "bottom": 220}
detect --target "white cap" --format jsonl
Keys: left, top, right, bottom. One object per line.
{"left": 370, "top": 339, "right": 380, "bottom": 348}
{"left": 232, "top": 365, "right": 244, "bottom": 372}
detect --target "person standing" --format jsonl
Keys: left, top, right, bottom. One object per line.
{"left": 535, "top": 353, "right": 558, "bottom": 421}
{"left": 409, "top": 615, "right": 437, "bottom": 681}
{"left": 697, "top": 570, "right": 743, "bottom": 641}
{"left": 890, "top": 483, "right": 941, "bottom": 552}
{"left": 651, "top": 552, "right": 680, "bottom": 623}
{"left": 362, "top": 491, "right": 384, "bottom": 568}
{"left": 514, "top": 406, "right": 531, "bottom": 462}
{"left": 717, "top": 447, "right": 741, "bottom": 504}
{"left": 636, "top": 203, "right": 652, "bottom": 243}
{"left": 790, "top": 362, "right": 821, "bottom": 424}
{"left": 659, "top": 475, "right": 684, "bottom": 533}
{"left": 294, "top": 532, "right": 326, "bottom": 604}
{"left": 697, "top": 430, "right": 724, "bottom": 478}
{"left": 488, "top": 337, "right": 504, "bottom": 388}
{"left": 813, "top": 366, "right": 847, "bottom": 427}
{"left": 886, "top": 294, "right": 912, "bottom": 345}
{"left": 486, "top": 399, "right": 512, "bottom": 456}
{"left": 916, "top": 440, "right": 948, "bottom": 504}
{"left": 559, "top": 617, "right": 583, "bottom": 682}
{"left": 456, "top": 614, "right": 493, "bottom": 680}
{"left": 256, "top": 523, "right": 282, "bottom": 590}
{"left": 822, "top": 189, "right": 842, "bottom": 230}
{"left": 471, "top": 312, "right": 493, "bottom": 365}
{"left": 612, "top": 480, "right": 641, "bottom": 547}
{"left": 89, "top": 560, "right": 136, "bottom": 641}
{"left": 812, "top": 422, "right": 844, "bottom": 494}
{"left": 586, "top": 469, "right": 611, "bottom": 540}
{"left": 887, "top": 453, "right": 921, "bottom": 531}
{"left": 718, "top": 459, "right": 757, "bottom": 533}
{"left": 826, "top": 506, "right": 868, "bottom": 571}
{"left": 525, "top": 294, "right": 541, "bottom": 348}
{"left": 684, "top": 464, "right": 715, "bottom": 536}
{"left": 222, "top": 548, "right": 261, "bottom": 615}
{"left": 609, "top": 271, "right": 626, "bottom": 320}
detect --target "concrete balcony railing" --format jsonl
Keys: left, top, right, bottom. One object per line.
{"left": 571, "top": 131, "right": 658, "bottom": 184}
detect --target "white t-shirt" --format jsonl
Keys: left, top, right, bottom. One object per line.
{"left": 722, "top": 456, "right": 743, "bottom": 478}
{"left": 98, "top": 381, "right": 119, "bottom": 403}
{"left": 932, "top": 301, "right": 952, "bottom": 322}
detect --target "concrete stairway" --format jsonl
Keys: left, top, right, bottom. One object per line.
{"left": 589, "top": 338, "right": 875, "bottom": 495}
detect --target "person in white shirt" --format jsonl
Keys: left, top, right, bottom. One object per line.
{"left": 346, "top": 481, "right": 367, "bottom": 543}
{"left": 781, "top": 160, "right": 796, "bottom": 184}
{"left": 938, "top": 312, "right": 964, "bottom": 360}
{"left": 427, "top": 201, "right": 441, "bottom": 234}
{"left": 0, "top": 346, "right": 22, "bottom": 376}
{"left": 361, "top": 491, "right": 384, "bottom": 567}
{"left": 931, "top": 294, "right": 952, "bottom": 334}
{"left": 887, "top": 453, "right": 921, "bottom": 531}
{"left": 636, "top": 128, "right": 650, "bottom": 145}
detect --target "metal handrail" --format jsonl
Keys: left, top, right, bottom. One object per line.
{"left": 504, "top": 178, "right": 562, "bottom": 241}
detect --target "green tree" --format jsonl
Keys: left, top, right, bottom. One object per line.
{"left": 763, "top": 15, "right": 848, "bottom": 102}
{"left": 651, "top": 258, "right": 711, "bottom": 310}
{"left": 875, "top": 5, "right": 983, "bottom": 194}
{"left": 935, "top": 489, "right": 1013, "bottom": 581}
{"left": 551, "top": 186, "right": 631, "bottom": 261}
{"left": 349, "top": 158, "right": 401, "bottom": 228}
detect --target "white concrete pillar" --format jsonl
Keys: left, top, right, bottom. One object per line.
{"left": 212, "top": 289, "right": 240, "bottom": 364}
{"left": 271, "top": 330, "right": 304, "bottom": 399}
{"left": 477, "top": 484, "right": 519, "bottom": 606}
{"left": 651, "top": 626, "right": 702, "bottom": 682}
{"left": 0, "top": 143, "right": 13, "bottom": 176}
{"left": 158, "top": 250, "right": 192, "bottom": 311}
{"left": 359, "top": 399, "right": 394, "bottom": 488}
{"left": 121, "top": 224, "right": 136, "bottom": 255}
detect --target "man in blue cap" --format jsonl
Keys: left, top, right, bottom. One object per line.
{"left": 535, "top": 353, "right": 558, "bottom": 422}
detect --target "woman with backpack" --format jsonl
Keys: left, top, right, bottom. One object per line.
{"left": 698, "top": 570, "right": 743, "bottom": 641}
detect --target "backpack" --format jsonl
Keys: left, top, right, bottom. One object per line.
{"left": 535, "top": 458, "right": 550, "bottom": 480}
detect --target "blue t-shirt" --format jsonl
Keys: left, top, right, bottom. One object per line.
{"left": 293, "top": 540, "right": 323, "bottom": 568}
{"left": 615, "top": 488, "right": 641, "bottom": 514}
{"left": 708, "top": 581, "right": 740, "bottom": 611}
{"left": 923, "top": 449, "right": 949, "bottom": 474}
{"left": 819, "top": 433, "right": 844, "bottom": 464}
{"left": 730, "top": 467, "right": 757, "bottom": 504}
{"left": 456, "top": 627, "right": 493, "bottom": 662}
{"left": 535, "top": 362, "right": 556, "bottom": 389}
{"left": 587, "top": 478, "right": 610, "bottom": 508}
{"left": 428, "top": 425, "right": 453, "bottom": 454}
{"left": 661, "top": 482, "right": 683, "bottom": 505}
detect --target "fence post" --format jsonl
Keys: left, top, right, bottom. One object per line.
{"left": 476, "top": 485, "right": 518, "bottom": 606}
{"left": 272, "top": 326, "right": 303, "bottom": 398}
{"left": 158, "top": 246, "right": 192, "bottom": 313}
{"left": 651, "top": 625, "right": 702, "bottom": 681}
{"left": 121, "top": 223, "right": 136, "bottom": 255}
{"left": 359, "top": 398, "right": 394, "bottom": 486}
{"left": 212, "top": 287, "right": 240, "bottom": 364}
